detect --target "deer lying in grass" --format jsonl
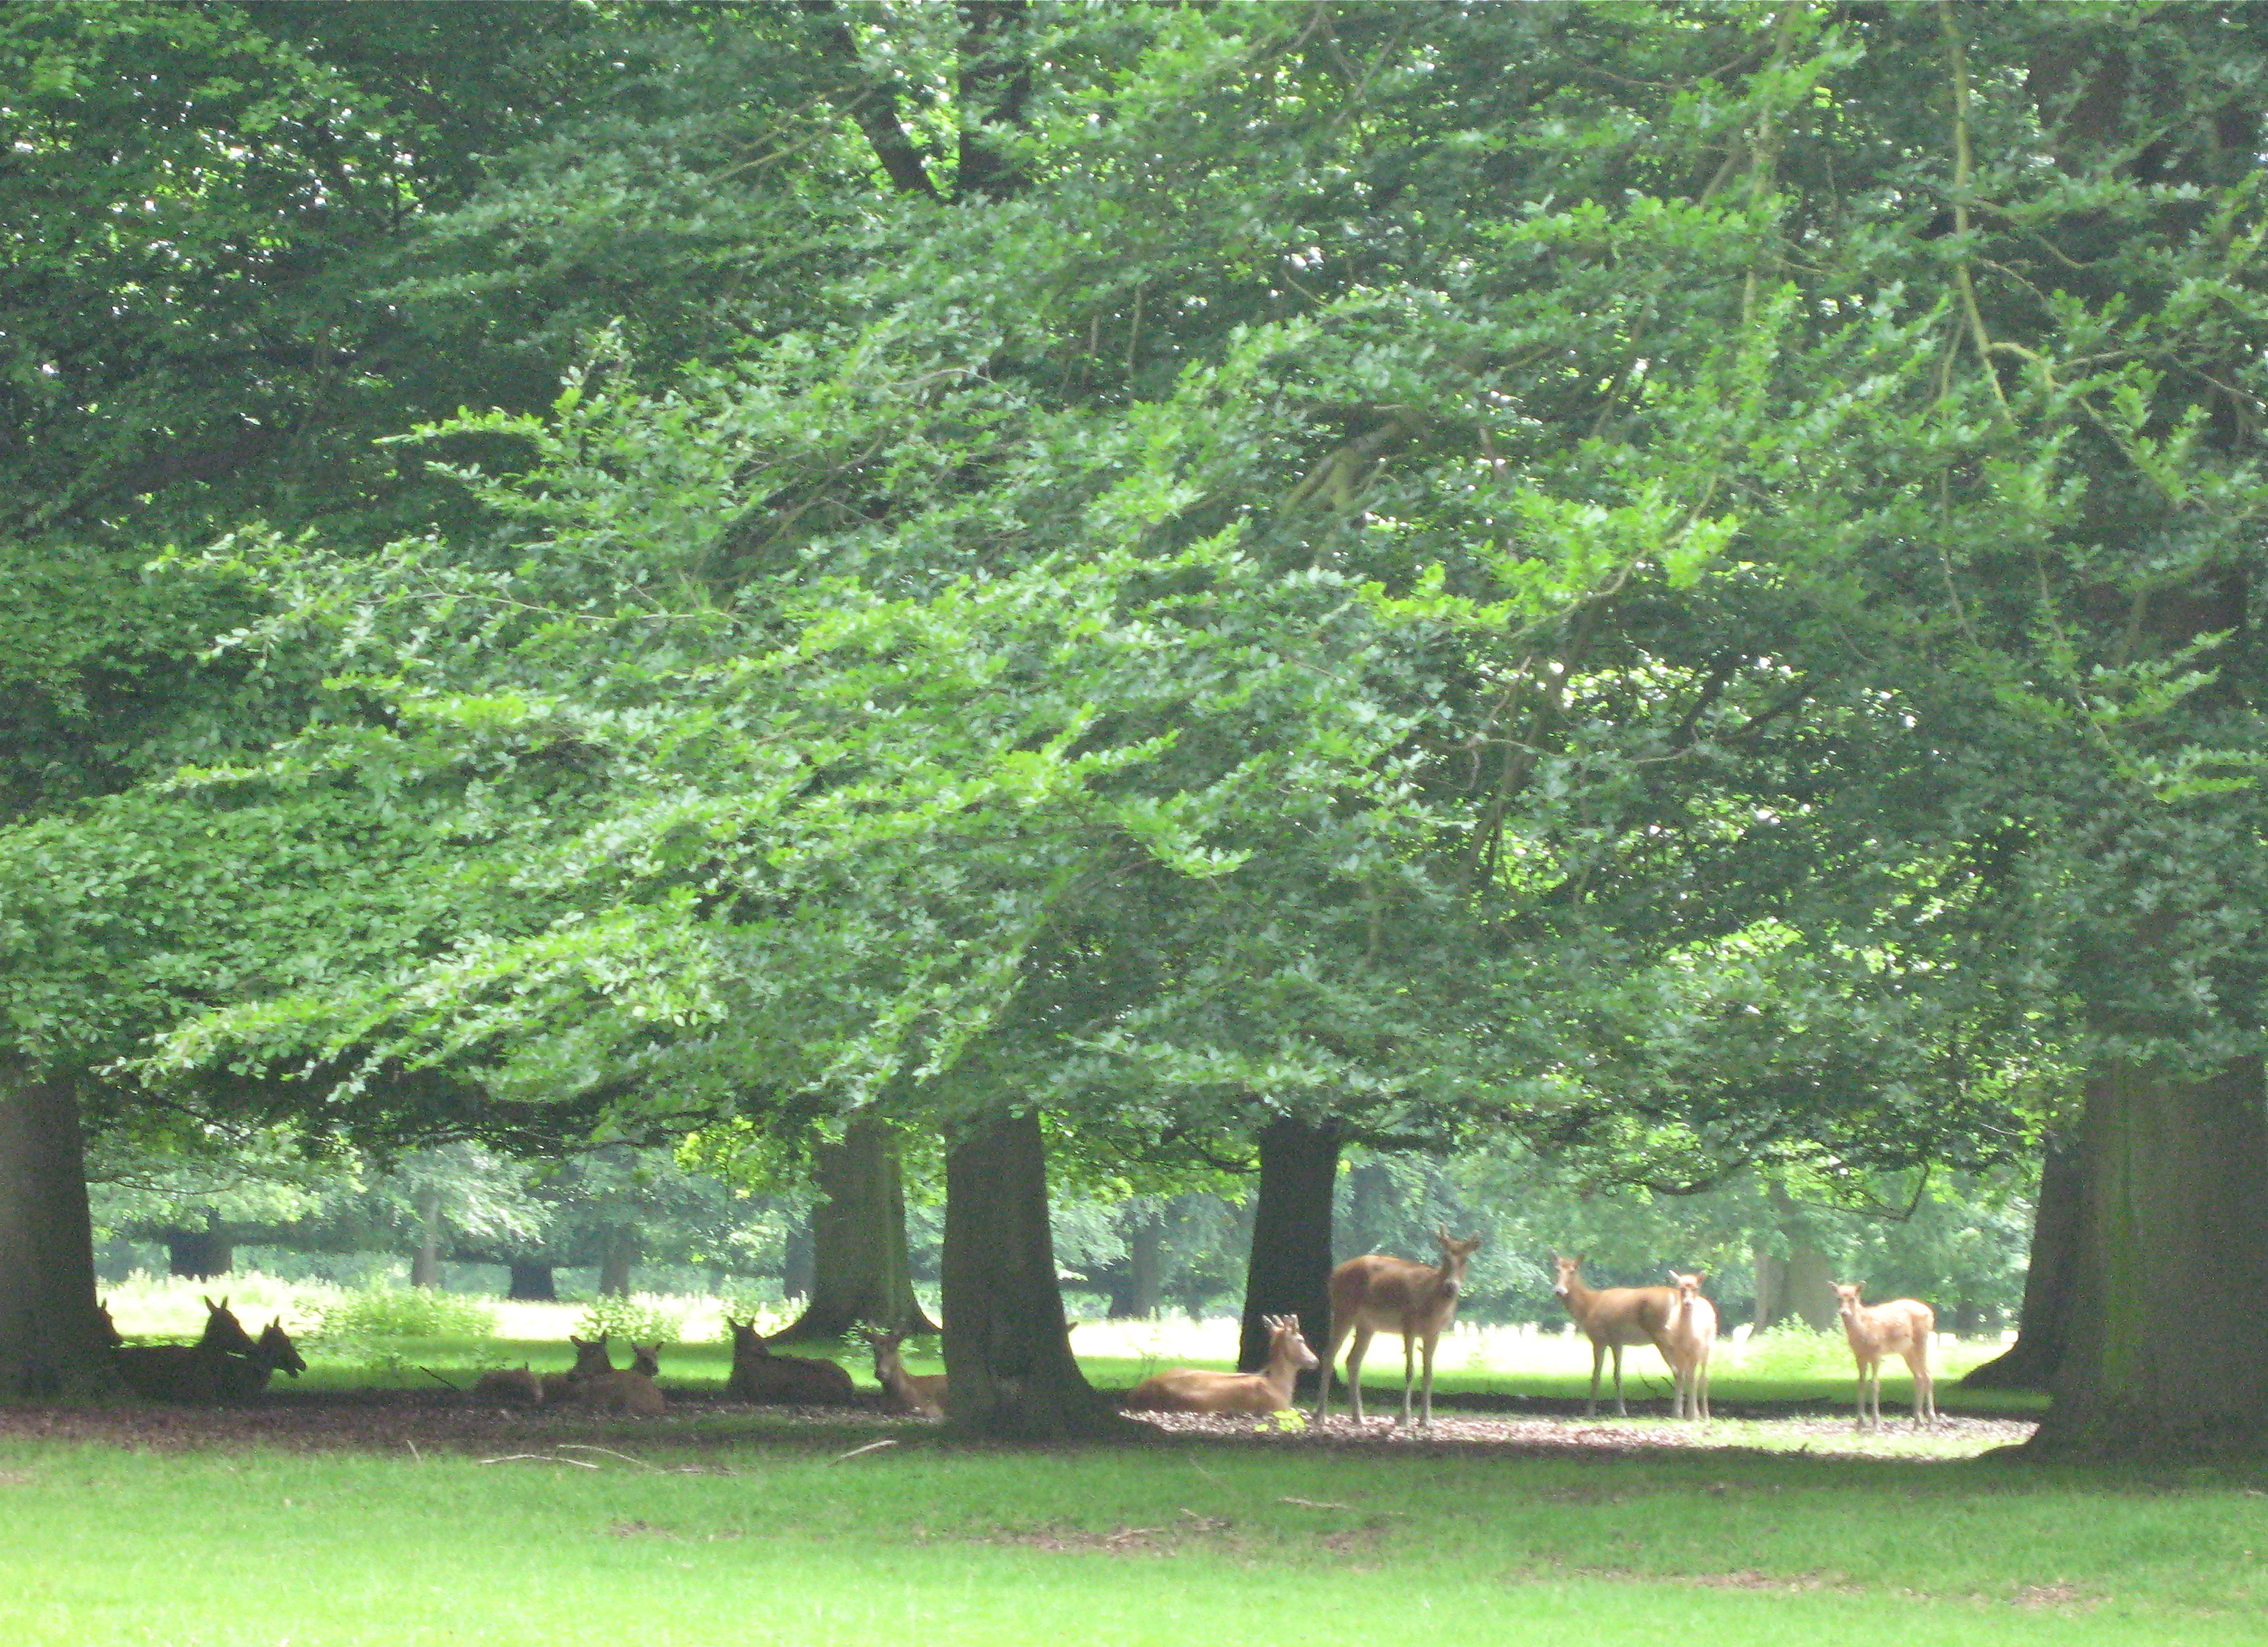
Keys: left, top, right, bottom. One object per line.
{"left": 470, "top": 1365, "right": 546, "bottom": 1405}
{"left": 862, "top": 1328, "right": 946, "bottom": 1418}
{"left": 1313, "top": 1228, "right": 1485, "bottom": 1428}
{"left": 1834, "top": 1283, "right": 1936, "bottom": 1429}
{"left": 112, "top": 1297, "right": 266, "bottom": 1403}
{"left": 628, "top": 1341, "right": 662, "bottom": 1378}
{"left": 564, "top": 1366, "right": 668, "bottom": 1415}
{"left": 1125, "top": 1314, "right": 1319, "bottom": 1416}
{"left": 539, "top": 1333, "right": 616, "bottom": 1403}
{"left": 1551, "top": 1255, "right": 1680, "bottom": 1418}
{"left": 1661, "top": 1271, "right": 1716, "bottom": 1421}
{"left": 207, "top": 1317, "right": 308, "bottom": 1400}
{"left": 724, "top": 1318, "right": 858, "bottom": 1405}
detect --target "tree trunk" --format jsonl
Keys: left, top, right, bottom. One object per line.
{"left": 1761, "top": 1185, "right": 1838, "bottom": 1330}
{"left": 410, "top": 1188, "right": 444, "bottom": 1290}
{"left": 939, "top": 1113, "right": 1137, "bottom": 1439}
{"left": 596, "top": 1225, "right": 638, "bottom": 1297}
{"left": 782, "top": 1217, "right": 814, "bottom": 1301}
{"left": 1963, "top": 1132, "right": 2083, "bottom": 1390}
{"left": 776, "top": 1114, "right": 935, "bottom": 1340}
{"left": 1108, "top": 1203, "right": 1163, "bottom": 1320}
{"left": 2028, "top": 1058, "right": 2268, "bottom": 1457}
{"left": 0, "top": 1068, "right": 123, "bottom": 1397}
{"left": 1237, "top": 1117, "right": 1338, "bottom": 1381}
{"left": 506, "top": 1260, "right": 558, "bottom": 1302}
{"left": 164, "top": 1226, "right": 233, "bottom": 1280}
{"left": 1752, "top": 1248, "right": 1786, "bottom": 1328}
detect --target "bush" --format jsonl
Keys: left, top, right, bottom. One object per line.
{"left": 575, "top": 1293, "right": 685, "bottom": 1345}
{"left": 1731, "top": 1322, "right": 1851, "bottom": 1379}
{"left": 311, "top": 1285, "right": 499, "bottom": 1343}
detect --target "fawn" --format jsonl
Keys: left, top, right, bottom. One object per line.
{"left": 1661, "top": 1270, "right": 1717, "bottom": 1421}
{"left": 1834, "top": 1283, "right": 1936, "bottom": 1429}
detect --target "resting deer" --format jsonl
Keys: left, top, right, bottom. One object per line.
{"left": 539, "top": 1333, "right": 616, "bottom": 1402}
{"left": 1126, "top": 1314, "right": 1319, "bottom": 1415}
{"left": 862, "top": 1328, "right": 946, "bottom": 1418}
{"left": 1661, "top": 1270, "right": 1716, "bottom": 1421}
{"left": 112, "top": 1297, "right": 263, "bottom": 1403}
{"left": 96, "top": 1298, "right": 122, "bottom": 1348}
{"left": 1313, "top": 1227, "right": 1485, "bottom": 1427}
{"left": 725, "top": 1317, "right": 858, "bottom": 1404}
{"left": 209, "top": 1317, "right": 308, "bottom": 1400}
{"left": 470, "top": 1365, "right": 546, "bottom": 1405}
{"left": 628, "top": 1341, "right": 662, "bottom": 1378}
{"left": 1834, "top": 1283, "right": 1936, "bottom": 1429}
{"left": 1552, "top": 1255, "right": 1680, "bottom": 1417}
{"left": 564, "top": 1367, "right": 668, "bottom": 1415}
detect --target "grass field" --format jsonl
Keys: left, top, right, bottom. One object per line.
{"left": 11, "top": 1281, "right": 2251, "bottom": 1645}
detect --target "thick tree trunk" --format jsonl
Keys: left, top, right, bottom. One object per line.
{"left": 1752, "top": 1248, "right": 1786, "bottom": 1328}
{"left": 1760, "top": 1186, "right": 1838, "bottom": 1330}
{"left": 1108, "top": 1203, "right": 1163, "bottom": 1321}
{"left": 410, "top": 1188, "right": 444, "bottom": 1290}
{"left": 939, "top": 1113, "right": 1137, "bottom": 1439}
{"left": 596, "top": 1225, "right": 638, "bottom": 1297}
{"left": 2028, "top": 1058, "right": 2268, "bottom": 1457}
{"left": 164, "top": 1226, "right": 233, "bottom": 1280}
{"left": 1237, "top": 1117, "right": 1337, "bottom": 1380}
{"left": 1963, "top": 1133, "right": 2083, "bottom": 1390}
{"left": 506, "top": 1260, "right": 558, "bottom": 1303}
{"left": 776, "top": 1114, "right": 935, "bottom": 1341}
{"left": 0, "top": 1068, "right": 123, "bottom": 1398}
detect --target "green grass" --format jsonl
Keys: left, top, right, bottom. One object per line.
{"left": 3, "top": 1423, "right": 2264, "bottom": 1645}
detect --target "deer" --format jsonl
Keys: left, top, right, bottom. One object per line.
{"left": 628, "top": 1341, "right": 662, "bottom": 1378}
{"left": 1551, "top": 1254, "right": 1682, "bottom": 1418}
{"left": 469, "top": 1365, "right": 546, "bottom": 1405}
{"left": 861, "top": 1327, "right": 946, "bottom": 1418}
{"left": 209, "top": 1317, "right": 309, "bottom": 1400}
{"left": 563, "top": 1367, "right": 668, "bottom": 1415}
{"left": 1834, "top": 1283, "right": 1936, "bottom": 1429}
{"left": 112, "top": 1296, "right": 263, "bottom": 1403}
{"left": 1312, "top": 1227, "right": 1485, "bottom": 1428}
{"left": 1661, "top": 1270, "right": 1717, "bottom": 1421}
{"left": 1125, "top": 1314, "right": 1319, "bottom": 1416}
{"left": 539, "top": 1333, "right": 616, "bottom": 1403}
{"left": 724, "top": 1317, "right": 859, "bottom": 1404}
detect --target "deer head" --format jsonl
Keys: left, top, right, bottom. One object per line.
{"left": 1431, "top": 1227, "right": 1483, "bottom": 1297}
{"left": 1262, "top": 1314, "right": 1320, "bottom": 1372}
{"left": 568, "top": 1334, "right": 614, "bottom": 1376}
{"left": 630, "top": 1342, "right": 662, "bottom": 1377}
{"left": 257, "top": 1318, "right": 308, "bottom": 1377}
{"left": 198, "top": 1296, "right": 259, "bottom": 1356}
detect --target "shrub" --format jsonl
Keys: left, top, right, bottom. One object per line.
{"left": 1731, "top": 1322, "right": 1850, "bottom": 1379}
{"left": 575, "top": 1293, "right": 684, "bottom": 1345}
{"left": 310, "top": 1285, "right": 499, "bottom": 1343}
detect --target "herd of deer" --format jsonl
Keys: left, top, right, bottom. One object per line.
{"left": 103, "top": 1240, "right": 1939, "bottom": 1432}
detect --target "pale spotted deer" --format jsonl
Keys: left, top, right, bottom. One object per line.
{"left": 1312, "top": 1228, "right": 1485, "bottom": 1428}
{"left": 1834, "top": 1283, "right": 1936, "bottom": 1429}
{"left": 1551, "top": 1255, "right": 1681, "bottom": 1418}
{"left": 1125, "top": 1313, "right": 1319, "bottom": 1416}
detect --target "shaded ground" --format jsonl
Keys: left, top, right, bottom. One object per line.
{"left": 0, "top": 1386, "right": 2032, "bottom": 1461}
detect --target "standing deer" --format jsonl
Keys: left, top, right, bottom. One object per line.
{"left": 1661, "top": 1270, "right": 1717, "bottom": 1421}
{"left": 1551, "top": 1254, "right": 1681, "bottom": 1417}
{"left": 1834, "top": 1283, "right": 1936, "bottom": 1429}
{"left": 1312, "top": 1227, "right": 1485, "bottom": 1428}
{"left": 861, "top": 1328, "right": 946, "bottom": 1418}
{"left": 724, "top": 1318, "right": 858, "bottom": 1405}
{"left": 1125, "top": 1314, "right": 1319, "bottom": 1416}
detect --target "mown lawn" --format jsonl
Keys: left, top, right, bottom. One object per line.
{"left": 3, "top": 1400, "right": 2262, "bottom": 1647}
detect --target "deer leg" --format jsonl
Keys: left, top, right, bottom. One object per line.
{"left": 1586, "top": 1339, "right": 1606, "bottom": 1417}
{"left": 1610, "top": 1342, "right": 1628, "bottom": 1417}
{"left": 1345, "top": 1326, "right": 1374, "bottom": 1424}
{"left": 1400, "top": 1330, "right": 1417, "bottom": 1426}
{"left": 1312, "top": 1317, "right": 1356, "bottom": 1424}
{"left": 1908, "top": 1345, "right": 1934, "bottom": 1427}
{"left": 1695, "top": 1347, "right": 1710, "bottom": 1421}
{"left": 1417, "top": 1331, "right": 1439, "bottom": 1428}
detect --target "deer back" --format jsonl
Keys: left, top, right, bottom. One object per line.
{"left": 567, "top": 1370, "right": 667, "bottom": 1415}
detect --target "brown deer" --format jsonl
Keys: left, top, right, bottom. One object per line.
{"left": 724, "top": 1318, "right": 859, "bottom": 1404}
{"left": 112, "top": 1297, "right": 263, "bottom": 1402}
{"left": 1834, "top": 1283, "right": 1936, "bottom": 1429}
{"left": 1312, "top": 1228, "right": 1485, "bottom": 1427}
{"left": 861, "top": 1328, "right": 946, "bottom": 1418}
{"left": 1125, "top": 1314, "right": 1319, "bottom": 1416}
{"left": 563, "top": 1369, "right": 668, "bottom": 1415}
{"left": 469, "top": 1365, "right": 546, "bottom": 1405}
{"left": 209, "top": 1317, "right": 308, "bottom": 1400}
{"left": 539, "top": 1333, "right": 616, "bottom": 1403}
{"left": 95, "top": 1298, "right": 122, "bottom": 1348}
{"left": 1552, "top": 1254, "right": 1680, "bottom": 1417}
{"left": 628, "top": 1341, "right": 662, "bottom": 1378}
{"left": 1661, "top": 1270, "right": 1717, "bottom": 1421}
